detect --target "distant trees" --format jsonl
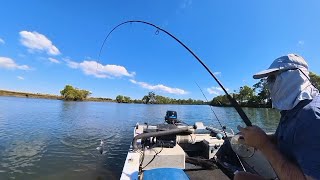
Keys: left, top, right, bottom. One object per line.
{"left": 253, "top": 79, "right": 269, "bottom": 104}
{"left": 210, "top": 72, "right": 320, "bottom": 108}
{"left": 211, "top": 94, "right": 229, "bottom": 105}
{"left": 142, "top": 91, "right": 156, "bottom": 104}
{"left": 238, "top": 85, "right": 254, "bottom": 103}
{"left": 115, "top": 91, "right": 206, "bottom": 105}
{"left": 116, "top": 95, "right": 131, "bottom": 103}
{"left": 60, "top": 85, "right": 91, "bottom": 101}
{"left": 210, "top": 84, "right": 270, "bottom": 108}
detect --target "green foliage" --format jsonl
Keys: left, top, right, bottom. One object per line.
{"left": 144, "top": 92, "right": 205, "bottom": 105}
{"left": 210, "top": 95, "right": 230, "bottom": 105}
{"left": 116, "top": 95, "right": 131, "bottom": 103}
{"left": 115, "top": 91, "right": 205, "bottom": 105}
{"left": 60, "top": 85, "right": 91, "bottom": 101}
{"left": 238, "top": 85, "right": 254, "bottom": 104}
{"left": 253, "top": 79, "right": 270, "bottom": 104}
{"left": 210, "top": 79, "right": 272, "bottom": 108}
{"left": 142, "top": 95, "right": 150, "bottom": 104}
{"left": 210, "top": 71, "right": 320, "bottom": 107}
{"left": 148, "top": 91, "right": 156, "bottom": 104}
{"left": 310, "top": 72, "right": 320, "bottom": 90}
{"left": 141, "top": 91, "right": 157, "bottom": 104}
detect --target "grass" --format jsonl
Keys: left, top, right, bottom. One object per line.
{"left": 0, "top": 89, "right": 114, "bottom": 102}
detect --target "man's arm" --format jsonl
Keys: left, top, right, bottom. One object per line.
{"left": 238, "top": 125, "right": 310, "bottom": 180}
{"left": 267, "top": 134, "right": 277, "bottom": 145}
{"left": 260, "top": 140, "right": 308, "bottom": 180}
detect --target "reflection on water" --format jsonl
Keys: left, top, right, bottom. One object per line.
{"left": 0, "top": 97, "right": 280, "bottom": 179}
{"left": 2, "top": 137, "right": 47, "bottom": 174}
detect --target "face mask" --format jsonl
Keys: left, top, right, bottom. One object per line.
{"left": 267, "top": 69, "right": 318, "bottom": 110}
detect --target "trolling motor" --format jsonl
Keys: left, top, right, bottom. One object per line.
{"left": 164, "top": 110, "right": 181, "bottom": 124}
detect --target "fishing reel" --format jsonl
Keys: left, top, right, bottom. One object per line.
{"left": 230, "top": 134, "right": 255, "bottom": 158}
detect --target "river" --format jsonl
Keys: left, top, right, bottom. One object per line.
{"left": 0, "top": 96, "right": 280, "bottom": 180}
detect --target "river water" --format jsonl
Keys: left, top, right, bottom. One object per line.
{"left": 0, "top": 96, "right": 280, "bottom": 180}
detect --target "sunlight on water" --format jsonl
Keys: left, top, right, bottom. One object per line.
{"left": 0, "top": 97, "right": 280, "bottom": 179}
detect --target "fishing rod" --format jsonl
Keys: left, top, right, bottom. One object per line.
{"left": 98, "top": 20, "right": 252, "bottom": 127}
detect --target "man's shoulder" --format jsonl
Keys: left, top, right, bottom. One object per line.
{"left": 295, "top": 95, "right": 320, "bottom": 131}
{"left": 309, "top": 94, "right": 320, "bottom": 108}
{"left": 301, "top": 95, "right": 320, "bottom": 118}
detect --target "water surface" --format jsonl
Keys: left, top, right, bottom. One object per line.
{"left": 0, "top": 97, "right": 280, "bottom": 179}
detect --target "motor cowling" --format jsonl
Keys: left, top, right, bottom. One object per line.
{"left": 165, "top": 110, "right": 180, "bottom": 124}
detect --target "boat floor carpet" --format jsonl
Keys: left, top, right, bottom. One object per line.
{"left": 184, "top": 163, "right": 230, "bottom": 180}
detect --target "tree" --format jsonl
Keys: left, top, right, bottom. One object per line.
{"left": 310, "top": 72, "right": 320, "bottom": 90}
{"left": 116, "top": 95, "right": 131, "bottom": 103}
{"left": 123, "top": 96, "right": 131, "bottom": 103}
{"left": 253, "top": 79, "right": 270, "bottom": 104}
{"left": 140, "top": 91, "right": 204, "bottom": 105}
{"left": 116, "top": 95, "right": 124, "bottom": 103}
{"left": 238, "top": 85, "right": 254, "bottom": 105}
{"left": 60, "top": 85, "right": 91, "bottom": 101}
{"left": 210, "top": 95, "right": 230, "bottom": 106}
{"left": 142, "top": 95, "right": 150, "bottom": 104}
{"left": 148, "top": 91, "right": 156, "bottom": 104}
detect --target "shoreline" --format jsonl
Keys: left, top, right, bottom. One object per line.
{"left": 0, "top": 89, "right": 271, "bottom": 108}
{"left": 0, "top": 89, "right": 114, "bottom": 102}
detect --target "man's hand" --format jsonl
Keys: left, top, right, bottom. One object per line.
{"left": 237, "top": 125, "right": 312, "bottom": 180}
{"left": 237, "top": 125, "right": 271, "bottom": 150}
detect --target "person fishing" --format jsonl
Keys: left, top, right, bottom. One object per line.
{"left": 235, "top": 54, "right": 320, "bottom": 180}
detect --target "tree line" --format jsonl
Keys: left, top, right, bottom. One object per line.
{"left": 116, "top": 91, "right": 206, "bottom": 105}
{"left": 59, "top": 85, "right": 205, "bottom": 104}
{"left": 210, "top": 72, "right": 320, "bottom": 107}
{"left": 59, "top": 71, "right": 320, "bottom": 104}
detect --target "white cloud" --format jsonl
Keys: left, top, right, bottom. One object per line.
{"left": 213, "top": 72, "right": 221, "bottom": 75}
{"left": 48, "top": 57, "right": 60, "bottom": 64}
{"left": 0, "top": 57, "right": 31, "bottom": 70}
{"left": 207, "top": 86, "right": 229, "bottom": 95}
{"left": 0, "top": 38, "right": 4, "bottom": 44}
{"left": 130, "top": 79, "right": 188, "bottom": 95}
{"left": 17, "top": 76, "right": 24, "bottom": 80}
{"left": 19, "top": 31, "right": 61, "bottom": 55}
{"left": 65, "top": 59, "right": 135, "bottom": 78}
{"left": 180, "top": 0, "right": 192, "bottom": 9}
{"left": 298, "top": 40, "right": 304, "bottom": 46}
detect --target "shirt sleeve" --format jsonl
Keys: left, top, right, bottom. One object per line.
{"left": 292, "top": 107, "right": 320, "bottom": 179}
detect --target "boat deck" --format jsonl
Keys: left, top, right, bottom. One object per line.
{"left": 184, "top": 163, "right": 230, "bottom": 180}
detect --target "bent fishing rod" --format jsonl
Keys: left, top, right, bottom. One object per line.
{"left": 98, "top": 20, "right": 252, "bottom": 127}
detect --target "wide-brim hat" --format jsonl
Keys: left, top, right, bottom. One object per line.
{"left": 253, "top": 54, "right": 308, "bottom": 79}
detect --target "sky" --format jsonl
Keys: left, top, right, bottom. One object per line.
{"left": 0, "top": 0, "right": 320, "bottom": 100}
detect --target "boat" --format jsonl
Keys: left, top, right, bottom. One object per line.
{"left": 120, "top": 111, "right": 277, "bottom": 180}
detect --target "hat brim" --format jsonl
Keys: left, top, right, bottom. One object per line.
{"left": 253, "top": 68, "right": 280, "bottom": 79}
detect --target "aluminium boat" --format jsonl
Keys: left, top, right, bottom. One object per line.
{"left": 120, "top": 111, "right": 277, "bottom": 180}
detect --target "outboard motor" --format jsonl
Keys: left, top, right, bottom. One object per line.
{"left": 165, "top": 111, "right": 180, "bottom": 124}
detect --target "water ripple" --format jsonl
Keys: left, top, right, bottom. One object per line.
{"left": 0, "top": 97, "right": 280, "bottom": 179}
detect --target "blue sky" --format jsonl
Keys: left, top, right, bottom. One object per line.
{"left": 0, "top": 0, "right": 320, "bottom": 100}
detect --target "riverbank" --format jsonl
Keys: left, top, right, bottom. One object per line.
{"left": 0, "top": 90, "right": 114, "bottom": 102}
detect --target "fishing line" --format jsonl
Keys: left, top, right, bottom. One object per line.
{"left": 194, "top": 82, "right": 228, "bottom": 138}
{"left": 195, "top": 82, "right": 247, "bottom": 172}
{"left": 98, "top": 20, "right": 252, "bottom": 127}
